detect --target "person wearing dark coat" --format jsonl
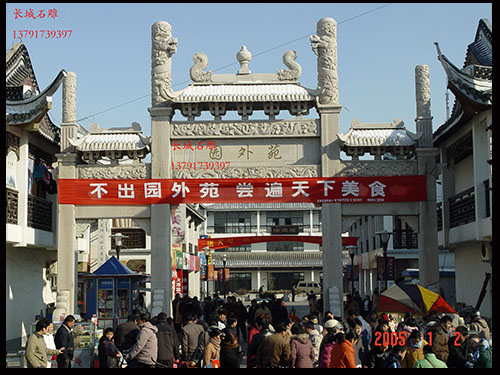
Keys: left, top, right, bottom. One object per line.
{"left": 447, "top": 325, "right": 473, "bottom": 368}
{"left": 220, "top": 332, "right": 243, "bottom": 368}
{"left": 54, "top": 315, "right": 75, "bottom": 368}
{"left": 366, "top": 343, "right": 391, "bottom": 368}
{"left": 114, "top": 315, "right": 139, "bottom": 352}
{"left": 98, "top": 328, "right": 122, "bottom": 368}
{"left": 382, "top": 345, "right": 406, "bottom": 368}
{"left": 155, "top": 312, "right": 179, "bottom": 368}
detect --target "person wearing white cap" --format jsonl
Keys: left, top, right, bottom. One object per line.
{"left": 318, "top": 318, "right": 343, "bottom": 368}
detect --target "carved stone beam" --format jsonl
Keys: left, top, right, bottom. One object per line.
{"left": 289, "top": 102, "right": 310, "bottom": 118}
{"left": 264, "top": 102, "right": 280, "bottom": 120}
{"left": 181, "top": 103, "right": 201, "bottom": 120}
{"left": 237, "top": 102, "right": 253, "bottom": 120}
{"left": 209, "top": 103, "right": 227, "bottom": 120}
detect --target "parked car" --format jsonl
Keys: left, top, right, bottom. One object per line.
{"left": 295, "top": 281, "right": 321, "bottom": 294}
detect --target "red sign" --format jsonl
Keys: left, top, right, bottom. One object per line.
{"left": 198, "top": 235, "right": 359, "bottom": 250}
{"left": 58, "top": 176, "right": 426, "bottom": 205}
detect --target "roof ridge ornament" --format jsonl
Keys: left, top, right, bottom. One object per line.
{"left": 277, "top": 50, "right": 302, "bottom": 81}
{"left": 236, "top": 45, "right": 252, "bottom": 75}
{"left": 190, "top": 52, "right": 212, "bottom": 83}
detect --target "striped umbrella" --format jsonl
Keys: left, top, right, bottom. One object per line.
{"left": 377, "top": 283, "right": 456, "bottom": 314}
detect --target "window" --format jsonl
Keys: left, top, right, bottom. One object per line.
{"left": 267, "top": 241, "right": 304, "bottom": 252}
{"left": 214, "top": 211, "right": 251, "bottom": 233}
{"left": 266, "top": 211, "right": 303, "bottom": 226}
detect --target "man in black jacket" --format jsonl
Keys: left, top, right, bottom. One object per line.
{"left": 54, "top": 315, "right": 75, "bottom": 368}
{"left": 155, "top": 312, "right": 179, "bottom": 368}
{"left": 447, "top": 325, "right": 473, "bottom": 368}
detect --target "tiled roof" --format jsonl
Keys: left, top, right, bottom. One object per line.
{"left": 69, "top": 122, "right": 151, "bottom": 152}
{"left": 338, "top": 119, "right": 421, "bottom": 148}
{"left": 172, "top": 83, "right": 317, "bottom": 103}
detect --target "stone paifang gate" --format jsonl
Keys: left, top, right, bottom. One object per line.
{"left": 55, "top": 18, "right": 440, "bottom": 318}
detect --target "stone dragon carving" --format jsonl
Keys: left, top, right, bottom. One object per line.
{"left": 310, "top": 17, "right": 338, "bottom": 105}
{"left": 277, "top": 50, "right": 302, "bottom": 81}
{"left": 190, "top": 52, "right": 212, "bottom": 82}
{"left": 151, "top": 21, "right": 178, "bottom": 106}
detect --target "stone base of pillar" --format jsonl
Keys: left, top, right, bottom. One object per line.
{"left": 150, "top": 288, "right": 166, "bottom": 318}
{"left": 52, "top": 290, "right": 70, "bottom": 322}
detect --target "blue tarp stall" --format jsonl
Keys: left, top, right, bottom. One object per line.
{"left": 80, "top": 256, "right": 146, "bottom": 329}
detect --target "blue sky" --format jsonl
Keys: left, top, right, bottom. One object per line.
{"left": 6, "top": 3, "right": 492, "bottom": 138}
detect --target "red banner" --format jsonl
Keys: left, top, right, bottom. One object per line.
{"left": 58, "top": 176, "right": 426, "bottom": 205}
{"left": 198, "top": 235, "right": 359, "bottom": 250}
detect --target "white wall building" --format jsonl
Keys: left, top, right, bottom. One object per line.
{"left": 433, "top": 18, "right": 492, "bottom": 319}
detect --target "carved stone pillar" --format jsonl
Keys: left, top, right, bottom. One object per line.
{"left": 310, "top": 18, "right": 339, "bottom": 105}
{"left": 151, "top": 21, "right": 178, "bottom": 106}
{"left": 415, "top": 64, "right": 440, "bottom": 293}
{"left": 415, "top": 65, "right": 433, "bottom": 147}
{"left": 60, "top": 71, "right": 77, "bottom": 153}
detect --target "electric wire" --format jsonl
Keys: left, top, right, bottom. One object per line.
{"left": 68, "top": 4, "right": 392, "bottom": 124}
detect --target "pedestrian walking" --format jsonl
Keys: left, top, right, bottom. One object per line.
{"left": 203, "top": 327, "right": 222, "bottom": 368}
{"left": 469, "top": 333, "right": 492, "bottom": 368}
{"left": 469, "top": 311, "right": 491, "bottom": 342}
{"left": 220, "top": 332, "right": 243, "bottom": 368}
{"left": 303, "top": 320, "right": 321, "bottom": 366}
{"left": 155, "top": 312, "right": 179, "bottom": 368}
{"left": 428, "top": 315, "right": 452, "bottom": 362}
{"left": 26, "top": 318, "right": 64, "bottom": 368}
{"left": 290, "top": 323, "right": 315, "bottom": 368}
{"left": 402, "top": 330, "right": 427, "bottom": 368}
{"left": 366, "top": 341, "right": 390, "bottom": 368}
{"left": 447, "top": 325, "right": 473, "bottom": 368}
{"left": 413, "top": 345, "right": 447, "bottom": 368}
{"left": 114, "top": 315, "right": 139, "bottom": 352}
{"left": 255, "top": 322, "right": 291, "bottom": 368}
{"left": 329, "top": 331, "right": 357, "bottom": 368}
{"left": 318, "top": 318, "right": 343, "bottom": 368}
{"left": 382, "top": 344, "right": 407, "bottom": 368}
{"left": 42, "top": 320, "right": 57, "bottom": 368}
{"left": 126, "top": 313, "right": 158, "bottom": 368}
{"left": 247, "top": 316, "right": 273, "bottom": 368}
{"left": 54, "top": 314, "right": 75, "bottom": 368}
{"left": 98, "top": 327, "right": 122, "bottom": 368}
{"left": 180, "top": 311, "right": 205, "bottom": 363}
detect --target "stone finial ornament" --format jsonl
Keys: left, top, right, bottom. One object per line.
{"left": 236, "top": 46, "right": 252, "bottom": 75}
{"left": 190, "top": 52, "right": 212, "bottom": 82}
{"left": 277, "top": 50, "right": 302, "bottom": 81}
{"left": 310, "top": 17, "right": 338, "bottom": 104}
{"left": 151, "top": 21, "right": 178, "bottom": 105}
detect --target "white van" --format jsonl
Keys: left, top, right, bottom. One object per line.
{"left": 295, "top": 281, "right": 321, "bottom": 294}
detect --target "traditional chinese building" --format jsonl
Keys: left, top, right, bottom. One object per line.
{"left": 5, "top": 42, "right": 66, "bottom": 350}
{"left": 433, "top": 18, "right": 492, "bottom": 319}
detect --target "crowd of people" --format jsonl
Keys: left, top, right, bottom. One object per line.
{"left": 25, "top": 291, "right": 492, "bottom": 368}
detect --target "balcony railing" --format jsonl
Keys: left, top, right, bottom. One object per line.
{"left": 6, "top": 187, "right": 18, "bottom": 225}
{"left": 27, "top": 194, "right": 52, "bottom": 232}
{"left": 207, "top": 224, "right": 322, "bottom": 234}
{"left": 449, "top": 187, "right": 475, "bottom": 228}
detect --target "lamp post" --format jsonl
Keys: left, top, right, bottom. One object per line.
{"left": 346, "top": 245, "right": 357, "bottom": 295}
{"left": 110, "top": 232, "right": 128, "bottom": 261}
{"left": 376, "top": 230, "right": 393, "bottom": 292}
